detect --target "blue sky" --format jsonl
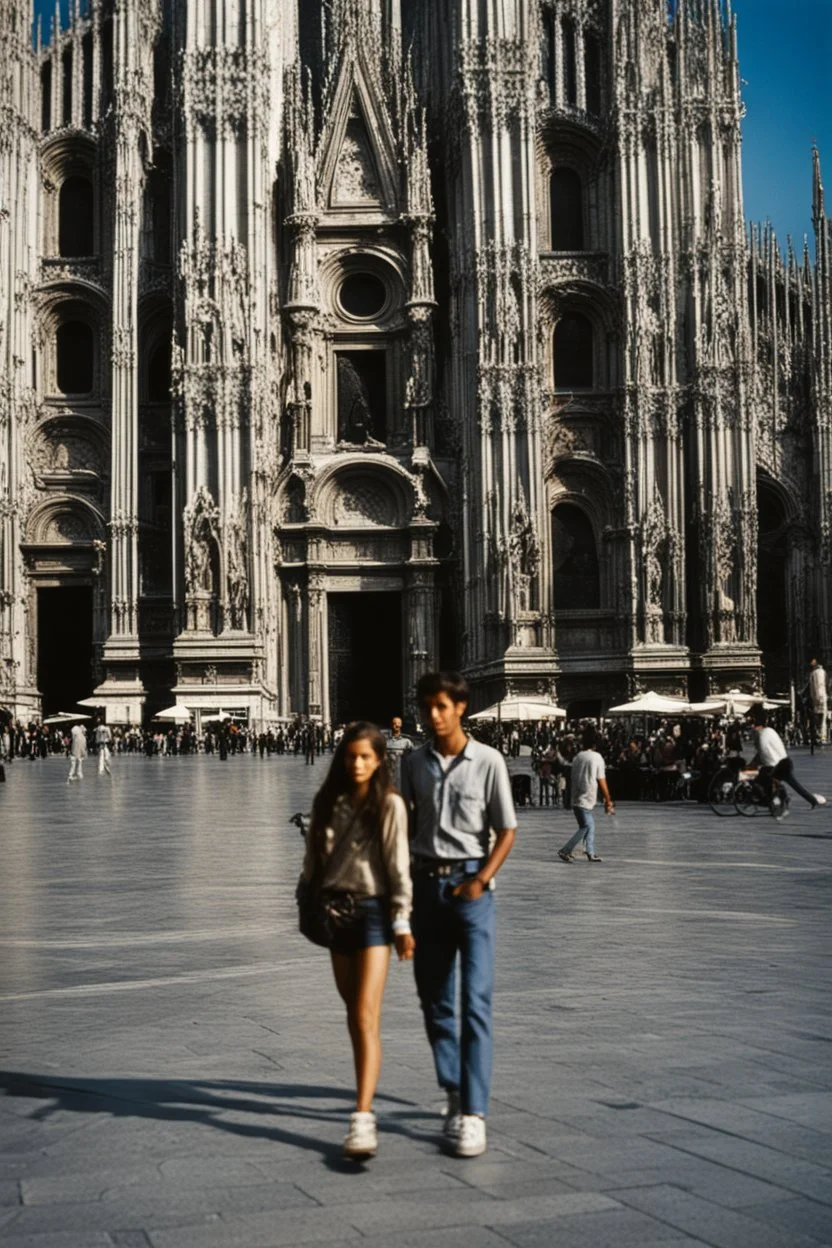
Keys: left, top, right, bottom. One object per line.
{"left": 34, "top": 0, "right": 830, "bottom": 247}
{"left": 732, "top": 0, "right": 831, "bottom": 249}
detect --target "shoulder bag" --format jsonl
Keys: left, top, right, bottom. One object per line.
{"left": 296, "top": 805, "right": 372, "bottom": 948}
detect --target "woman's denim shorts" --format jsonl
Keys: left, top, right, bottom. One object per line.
{"left": 330, "top": 896, "right": 393, "bottom": 955}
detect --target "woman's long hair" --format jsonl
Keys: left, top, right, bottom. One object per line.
{"left": 309, "top": 721, "right": 391, "bottom": 852}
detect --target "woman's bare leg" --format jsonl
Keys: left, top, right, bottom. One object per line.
{"left": 331, "top": 945, "right": 391, "bottom": 1112}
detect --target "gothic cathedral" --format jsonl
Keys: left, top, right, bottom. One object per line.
{"left": 0, "top": 0, "right": 830, "bottom": 723}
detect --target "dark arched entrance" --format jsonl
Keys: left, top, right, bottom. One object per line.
{"left": 38, "top": 585, "right": 93, "bottom": 715}
{"left": 552, "top": 503, "right": 600, "bottom": 609}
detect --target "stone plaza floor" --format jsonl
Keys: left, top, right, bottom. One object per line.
{"left": 2, "top": 748, "right": 832, "bottom": 1247}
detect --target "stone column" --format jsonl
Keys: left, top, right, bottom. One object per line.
{"left": 306, "top": 570, "right": 326, "bottom": 720}
{"left": 405, "top": 562, "right": 437, "bottom": 720}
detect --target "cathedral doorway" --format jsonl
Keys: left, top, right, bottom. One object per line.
{"left": 37, "top": 585, "right": 93, "bottom": 715}
{"left": 328, "top": 591, "right": 402, "bottom": 726}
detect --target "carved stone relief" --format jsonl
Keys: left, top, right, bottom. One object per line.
{"left": 332, "top": 111, "right": 383, "bottom": 206}
{"left": 332, "top": 478, "right": 399, "bottom": 528}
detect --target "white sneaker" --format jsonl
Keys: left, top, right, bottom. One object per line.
{"left": 455, "top": 1114, "right": 487, "bottom": 1158}
{"left": 342, "top": 1110, "right": 377, "bottom": 1158}
{"left": 442, "top": 1088, "right": 462, "bottom": 1144}
{"left": 813, "top": 794, "right": 827, "bottom": 808}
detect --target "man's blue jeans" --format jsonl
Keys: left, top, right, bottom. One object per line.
{"left": 412, "top": 869, "right": 496, "bottom": 1117}
{"left": 562, "top": 806, "right": 595, "bottom": 856}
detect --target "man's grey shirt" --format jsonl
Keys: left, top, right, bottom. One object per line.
{"left": 400, "top": 737, "right": 517, "bottom": 859}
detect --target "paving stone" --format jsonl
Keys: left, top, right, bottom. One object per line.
{"left": 0, "top": 1233, "right": 116, "bottom": 1248}
{"left": 5, "top": 1182, "right": 316, "bottom": 1234}
{"left": 660, "top": 1132, "right": 832, "bottom": 1204}
{"left": 615, "top": 1183, "right": 828, "bottom": 1248}
{"left": 322, "top": 1231, "right": 512, "bottom": 1248}
{"left": 740, "top": 1196, "right": 832, "bottom": 1242}
{"left": 2, "top": 752, "right": 832, "bottom": 1247}
{"left": 0, "top": 1179, "right": 23, "bottom": 1205}
{"left": 493, "top": 1208, "right": 708, "bottom": 1246}
{"left": 146, "top": 1206, "right": 362, "bottom": 1247}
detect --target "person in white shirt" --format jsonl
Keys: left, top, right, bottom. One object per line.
{"left": 94, "top": 718, "right": 112, "bottom": 776}
{"left": 67, "top": 722, "right": 87, "bottom": 782}
{"left": 747, "top": 704, "right": 826, "bottom": 809}
{"left": 807, "top": 659, "right": 828, "bottom": 745}
{"left": 558, "top": 724, "right": 614, "bottom": 863}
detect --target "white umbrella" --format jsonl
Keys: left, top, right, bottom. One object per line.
{"left": 723, "top": 690, "right": 789, "bottom": 714}
{"left": 202, "top": 711, "right": 231, "bottom": 724}
{"left": 153, "top": 705, "right": 193, "bottom": 723}
{"left": 76, "top": 696, "right": 104, "bottom": 708}
{"left": 42, "top": 711, "right": 92, "bottom": 725}
{"left": 607, "top": 691, "right": 689, "bottom": 716}
{"left": 469, "top": 697, "right": 566, "bottom": 722}
{"left": 679, "top": 701, "right": 729, "bottom": 716}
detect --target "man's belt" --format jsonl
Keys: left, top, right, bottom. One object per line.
{"left": 411, "top": 856, "right": 484, "bottom": 878}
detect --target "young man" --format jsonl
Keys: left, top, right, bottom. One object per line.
{"left": 747, "top": 703, "right": 827, "bottom": 809}
{"left": 400, "top": 672, "right": 516, "bottom": 1159}
{"left": 558, "top": 724, "right": 614, "bottom": 863}
{"left": 94, "top": 717, "right": 112, "bottom": 776}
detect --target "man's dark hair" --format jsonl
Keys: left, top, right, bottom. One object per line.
{"left": 581, "top": 724, "right": 598, "bottom": 749}
{"left": 416, "top": 670, "right": 470, "bottom": 707}
{"left": 747, "top": 702, "right": 767, "bottom": 727}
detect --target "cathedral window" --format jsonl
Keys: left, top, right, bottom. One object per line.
{"left": 584, "top": 34, "right": 602, "bottom": 115}
{"left": 101, "top": 19, "right": 114, "bottom": 112}
{"left": 148, "top": 152, "right": 172, "bottom": 263}
{"left": 56, "top": 321, "right": 94, "bottom": 394}
{"left": 147, "top": 339, "right": 171, "bottom": 403}
{"left": 82, "top": 33, "right": 93, "bottom": 128}
{"left": 338, "top": 272, "right": 387, "bottom": 320}
{"left": 62, "top": 48, "right": 73, "bottom": 126}
{"left": 554, "top": 314, "right": 593, "bottom": 389}
{"left": 552, "top": 504, "right": 600, "bottom": 610}
{"left": 562, "top": 19, "right": 577, "bottom": 107}
{"left": 550, "top": 168, "right": 584, "bottom": 250}
{"left": 40, "top": 63, "right": 51, "bottom": 133}
{"left": 59, "top": 176, "right": 94, "bottom": 257}
{"left": 541, "top": 12, "right": 556, "bottom": 100}
{"left": 336, "top": 351, "right": 387, "bottom": 444}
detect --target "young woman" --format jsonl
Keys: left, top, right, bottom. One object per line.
{"left": 302, "top": 721, "right": 414, "bottom": 1158}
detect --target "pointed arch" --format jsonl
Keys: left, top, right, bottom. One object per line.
{"left": 317, "top": 56, "right": 400, "bottom": 219}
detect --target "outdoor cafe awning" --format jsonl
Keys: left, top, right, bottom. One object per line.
{"left": 469, "top": 697, "right": 566, "bottom": 722}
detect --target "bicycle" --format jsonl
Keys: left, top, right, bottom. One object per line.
{"left": 732, "top": 770, "right": 790, "bottom": 820}
{"left": 708, "top": 765, "right": 741, "bottom": 816}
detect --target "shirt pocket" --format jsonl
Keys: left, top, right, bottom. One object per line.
{"left": 449, "top": 786, "right": 485, "bottom": 833}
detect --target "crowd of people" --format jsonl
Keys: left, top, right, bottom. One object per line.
{"left": 0, "top": 718, "right": 344, "bottom": 765}
{"left": 469, "top": 714, "right": 795, "bottom": 806}
{"left": 3, "top": 656, "right": 829, "bottom": 803}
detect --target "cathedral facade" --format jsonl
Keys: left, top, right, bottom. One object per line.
{"left": 0, "top": 0, "right": 830, "bottom": 725}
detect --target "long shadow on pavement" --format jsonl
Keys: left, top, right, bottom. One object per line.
{"left": 0, "top": 1071, "right": 437, "bottom": 1169}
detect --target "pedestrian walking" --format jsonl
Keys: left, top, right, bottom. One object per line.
{"left": 400, "top": 671, "right": 516, "bottom": 1159}
{"left": 385, "top": 715, "right": 413, "bottom": 789}
{"left": 747, "top": 703, "right": 827, "bottom": 809}
{"left": 299, "top": 721, "right": 414, "bottom": 1159}
{"left": 558, "top": 724, "right": 614, "bottom": 863}
{"left": 807, "top": 659, "right": 828, "bottom": 746}
{"left": 94, "top": 717, "right": 112, "bottom": 776}
{"left": 67, "top": 721, "right": 87, "bottom": 783}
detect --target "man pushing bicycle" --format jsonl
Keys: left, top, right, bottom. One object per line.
{"left": 746, "top": 703, "right": 827, "bottom": 811}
